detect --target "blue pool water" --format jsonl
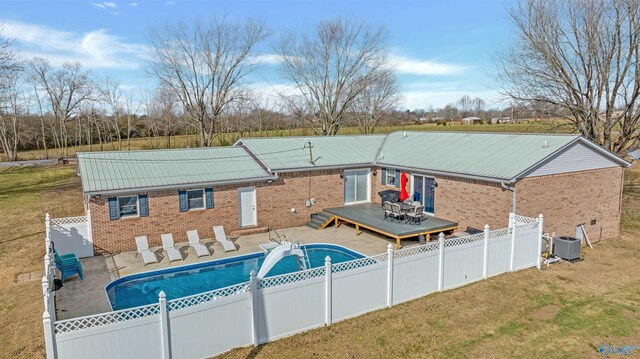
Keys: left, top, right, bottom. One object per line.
{"left": 106, "top": 244, "right": 364, "bottom": 310}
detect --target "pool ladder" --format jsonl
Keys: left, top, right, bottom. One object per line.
{"left": 292, "top": 240, "right": 311, "bottom": 270}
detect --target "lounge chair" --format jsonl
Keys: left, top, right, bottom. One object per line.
{"left": 161, "top": 233, "right": 183, "bottom": 262}
{"left": 186, "top": 230, "right": 210, "bottom": 257}
{"left": 54, "top": 253, "right": 83, "bottom": 282}
{"left": 406, "top": 205, "right": 425, "bottom": 224}
{"left": 213, "top": 226, "right": 237, "bottom": 252}
{"left": 135, "top": 236, "right": 159, "bottom": 265}
{"left": 53, "top": 247, "right": 78, "bottom": 262}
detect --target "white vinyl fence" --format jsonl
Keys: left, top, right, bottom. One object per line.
{"left": 43, "top": 213, "right": 544, "bottom": 359}
{"left": 47, "top": 211, "right": 94, "bottom": 258}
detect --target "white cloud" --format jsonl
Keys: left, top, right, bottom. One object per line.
{"left": 389, "top": 54, "right": 467, "bottom": 76}
{"left": 90, "top": 1, "right": 117, "bottom": 9}
{"left": 166, "top": 1, "right": 175, "bottom": 5}
{"left": 129, "top": 2, "right": 138, "bottom": 7}
{"left": 249, "top": 54, "right": 282, "bottom": 65}
{"left": 2, "top": 20, "right": 149, "bottom": 69}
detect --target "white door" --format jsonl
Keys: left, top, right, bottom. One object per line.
{"left": 238, "top": 187, "right": 257, "bottom": 227}
{"left": 344, "top": 169, "right": 370, "bottom": 205}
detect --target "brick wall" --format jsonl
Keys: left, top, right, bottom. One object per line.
{"left": 372, "top": 167, "right": 512, "bottom": 231}
{"left": 90, "top": 168, "right": 373, "bottom": 254}
{"left": 515, "top": 167, "right": 624, "bottom": 241}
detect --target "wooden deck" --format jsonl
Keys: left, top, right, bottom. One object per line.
{"left": 324, "top": 203, "right": 458, "bottom": 248}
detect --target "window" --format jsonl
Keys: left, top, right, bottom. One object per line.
{"left": 386, "top": 170, "right": 397, "bottom": 185}
{"left": 118, "top": 196, "right": 139, "bottom": 217}
{"left": 186, "top": 189, "right": 204, "bottom": 210}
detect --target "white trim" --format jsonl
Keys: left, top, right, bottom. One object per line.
{"left": 186, "top": 189, "right": 205, "bottom": 211}
{"left": 343, "top": 169, "right": 371, "bottom": 205}
{"left": 238, "top": 186, "right": 258, "bottom": 227}
{"left": 410, "top": 173, "right": 436, "bottom": 215}
{"left": 117, "top": 195, "right": 140, "bottom": 219}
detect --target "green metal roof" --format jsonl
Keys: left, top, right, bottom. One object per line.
{"left": 377, "top": 131, "right": 581, "bottom": 181}
{"left": 77, "top": 147, "right": 274, "bottom": 194}
{"left": 237, "top": 135, "right": 386, "bottom": 171}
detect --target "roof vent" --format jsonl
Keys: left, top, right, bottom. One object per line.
{"left": 379, "top": 151, "right": 384, "bottom": 160}
{"left": 403, "top": 131, "right": 407, "bottom": 138}
{"left": 543, "top": 140, "right": 549, "bottom": 148}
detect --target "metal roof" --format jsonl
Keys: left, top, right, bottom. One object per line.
{"left": 377, "top": 131, "right": 582, "bottom": 181}
{"left": 237, "top": 135, "right": 386, "bottom": 171}
{"left": 77, "top": 147, "right": 274, "bottom": 194}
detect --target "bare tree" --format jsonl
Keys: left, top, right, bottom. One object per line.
{"left": 0, "top": 27, "right": 23, "bottom": 161}
{"left": 498, "top": 0, "right": 640, "bottom": 155}
{"left": 148, "top": 17, "right": 268, "bottom": 147}
{"left": 277, "top": 17, "right": 389, "bottom": 135}
{"left": 351, "top": 69, "right": 400, "bottom": 134}
{"left": 29, "top": 58, "right": 95, "bottom": 156}
{"left": 100, "top": 77, "right": 124, "bottom": 150}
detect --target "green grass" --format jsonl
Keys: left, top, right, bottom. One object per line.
{"left": 11, "top": 120, "right": 571, "bottom": 161}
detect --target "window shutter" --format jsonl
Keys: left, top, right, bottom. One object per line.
{"left": 205, "top": 188, "right": 214, "bottom": 209}
{"left": 139, "top": 194, "right": 148, "bottom": 217}
{"left": 178, "top": 191, "right": 188, "bottom": 212}
{"left": 381, "top": 168, "right": 386, "bottom": 185}
{"left": 108, "top": 197, "right": 120, "bottom": 220}
{"left": 395, "top": 169, "right": 400, "bottom": 188}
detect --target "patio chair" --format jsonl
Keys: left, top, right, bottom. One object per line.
{"left": 186, "top": 230, "right": 211, "bottom": 257}
{"left": 54, "top": 253, "right": 83, "bottom": 283}
{"left": 406, "top": 205, "right": 425, "bottom": 224}
{"left": 213, "top": 226, "right": 238, "bottom": 252}
{"left": 383, "top": 201, "right": 394, "bottom": 219}
{"left": 161, "top": 233, "right": 183, "bottom": 262}
{"left": 53, "top": 246, "right": 78, "bottom": 263}
{"left": 389, "top": 202, "right": 403, "bottom": 221}
{"left": 135, "top": 236, "right": 159, "bottom": 265}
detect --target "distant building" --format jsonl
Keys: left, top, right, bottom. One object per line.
{"left": 461, "top": 117, "right": 482, "bottom": 125}
{"left": 491, "top": 117, "right": 513, "bottom": 124}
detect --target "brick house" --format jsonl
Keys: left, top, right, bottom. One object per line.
{"left": 77, "top": 131, "right": 629, "bottom": 254}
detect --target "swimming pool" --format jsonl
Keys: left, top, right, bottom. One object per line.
{"left": 106, "top": 243, "right": 364, "bottom": 310}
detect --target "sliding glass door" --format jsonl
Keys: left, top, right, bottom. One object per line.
{"left": 412, "top": 175, "right": 435, "bottom": 214}
{"left": 344, "top": 169, "right": 370, "bottom": 205}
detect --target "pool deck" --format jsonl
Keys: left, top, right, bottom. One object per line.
{"left": 55, "top": 225, "right": 423, "bottom": 320}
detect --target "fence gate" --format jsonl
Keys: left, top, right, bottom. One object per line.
{"left": 49, "top": 214, "right": 94, "bottom": 258}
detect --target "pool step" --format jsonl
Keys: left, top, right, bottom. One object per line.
{"left": 307, "top": 212, "right": 334, "bottom": 230}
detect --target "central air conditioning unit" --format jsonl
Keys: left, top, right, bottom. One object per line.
{"left": 554, "top": 236, "right": 581, "bottom": 260}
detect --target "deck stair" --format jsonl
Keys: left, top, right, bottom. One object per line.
{"left": 307, "top": 212, "right": 335, "bottom": 230}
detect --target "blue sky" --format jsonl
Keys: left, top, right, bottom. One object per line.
{"left": 1, "top": 0, "right": 514, "bottom": 109}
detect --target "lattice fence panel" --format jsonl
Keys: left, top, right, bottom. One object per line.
{"left": 51, "top": 216, "right": 87, "bottom": 225}
{"left": 489, "top": 228, "right": 511, "bottom": 239}
{"left": 331, "top": 253, "right": 387, "bottom": 274}
{"left": 394, "top": 242, "right": 440, "bottom": 259}
{"left": 55, "top": 304, "right": 160, "bottom": 334}
{"left": 168, "top": 282, "right": 250, "bottom": 311}
{"left": 259, "top": 266, "right": 326, "bottom": 289}
{"left": 444, "top": 233, "right": 484, "bottom": 248}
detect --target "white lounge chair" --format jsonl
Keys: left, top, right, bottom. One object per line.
{"left": 161, "top": 233, "right": 183, "bottom": 262}
{"left": 186, "top": 230, "right": 210, "bottom": 257}
{"left": 134, "top": 236, "right": 159, "bottom": 265}
{"left": 213, "top": 226, "right": 237, "bottom": 252}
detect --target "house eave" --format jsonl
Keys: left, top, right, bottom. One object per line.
{"left": 83, "top": 175, "right": 278, "bottom": 197}
{"left": 375, "top": 162, "right": 512, "bottom": 184}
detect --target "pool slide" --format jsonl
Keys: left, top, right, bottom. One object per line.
{"left": 257, "top": 243, "right": 307, "bottom": 279}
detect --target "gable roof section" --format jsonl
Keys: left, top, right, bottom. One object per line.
{"left": 78, "top": 147, "right": 275, "bottom": 194}
{"left": 377, "top": 131, "right": 583, "bottom": 182}
{"left": 237, "top": 135, "right": 386, "bottom": 171}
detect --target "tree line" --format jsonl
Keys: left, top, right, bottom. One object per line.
{"left": 1, "top": 0, "right": 640, "bottom": 160}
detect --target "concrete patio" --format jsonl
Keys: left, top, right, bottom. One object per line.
{"left": 55, "top": 225, "right": 423, "bottom": 320}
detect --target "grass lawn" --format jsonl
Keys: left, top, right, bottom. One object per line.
{"left": 0, "top": 159, "right": 637, "bottom": 358}
{"left": 12, "top": 120, "right": 570, "bottom": 161}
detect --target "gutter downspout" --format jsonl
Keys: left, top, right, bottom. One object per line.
{"left": 501, "top": 182, "right": 516, "bottom": 215}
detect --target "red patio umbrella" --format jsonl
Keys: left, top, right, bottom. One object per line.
{"left": 399, "top": 172, "right": 409, "bottom": 202}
